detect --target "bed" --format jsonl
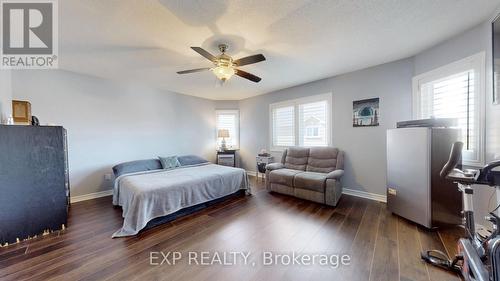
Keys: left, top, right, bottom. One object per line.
{"left": 111, "top": 156, "right": 250, "bottom": 237}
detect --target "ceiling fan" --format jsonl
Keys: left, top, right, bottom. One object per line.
{"left": 177, "top": 44, "right": 265, "bottom": 83}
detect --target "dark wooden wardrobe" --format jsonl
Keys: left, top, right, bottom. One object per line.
{"left": 0, "top": 125, "right": 69, "bottom": 245}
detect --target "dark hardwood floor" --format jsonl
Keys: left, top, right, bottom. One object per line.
{"left": 0, "top": 176, "right": 462, "bottom": 281}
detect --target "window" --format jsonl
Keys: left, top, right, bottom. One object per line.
{"left": 270, "top": 93, "right": 332, "bottom": 150}
{"left": 216, "top": 110, "right": 239, "bottom": 149}
{"left": 412, "top": 52, "right": 485, "bottom": 166}
{"left": 299, "top": 101, "right": 328, "bottom": 146}
{"left": 305, "top": 126, "right": 319, "bottom": 138}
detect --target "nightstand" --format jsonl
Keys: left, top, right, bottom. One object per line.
{"left": 217, "top": 150, "right": 237, "bottom": 167}
{"left": 256, "top": 155, "right": 274, "bottom": 180}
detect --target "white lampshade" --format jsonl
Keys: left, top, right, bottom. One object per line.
{"left": 217, "top": 129, "right": 230, "bottom": 138}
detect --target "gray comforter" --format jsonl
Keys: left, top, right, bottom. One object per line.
{"left": 112, "top": 163, "right": 250, "bottom": 237}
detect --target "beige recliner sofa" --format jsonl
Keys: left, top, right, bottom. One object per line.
{"left": 265, "top": 147, "right": 344, "bottom": 206}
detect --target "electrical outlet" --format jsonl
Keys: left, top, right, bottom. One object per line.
{"left": 387, "top": 188, "right": 397, "bottom": 196}
{"left": 104, "top": 173, "right": 113, "bottom": 181}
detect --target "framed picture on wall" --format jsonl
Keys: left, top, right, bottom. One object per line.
{"left": 492, "top": 13, "right": 500, "bottom": 104}
{"left": 353, "top": 98, "right": 379, "bottom": 127}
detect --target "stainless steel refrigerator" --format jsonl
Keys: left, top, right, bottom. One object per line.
{"left": 386, "top": 127, "right": 462, "bottom": 229}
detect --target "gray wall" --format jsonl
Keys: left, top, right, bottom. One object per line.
{"left": 0, "top": 70, "right": 12, "bottom": 123}
{"left": 11, "top": 70, "right": 217, "bottom": 197}
{"left": 238, "top": 58, "right": 414, "bottom": 196}
{"left": 215, "top": 100, "right": 240, "bottom": 110}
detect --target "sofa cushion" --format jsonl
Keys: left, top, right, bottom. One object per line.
{"left": 306, "top": 147, "right": 339, "bottom": 173}
{"left": 294, "top": 172, "right": 327, "bottom": 193}
{"left": 269, "top": 169, "right": 303, "bottom": 186}
{"left": 284, "top": 147, "right": 309, "bottom": 171}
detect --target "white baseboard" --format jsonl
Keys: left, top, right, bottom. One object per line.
{"left": 343, "top": 188, "right": 387, "bottom": 203}
{"left": 69, "top": 185, "right": 386, "bottom": 205}
{"left": 71, "top": 190, "right": 113, "bottom": 203}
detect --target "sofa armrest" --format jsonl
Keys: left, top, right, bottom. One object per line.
{"left": 326, "top": 169, "right": 344, "bottom": 180}
{"left": 326, "top": 169, "right": 344, "bottom": 206}
{"left": 325, "top": 177, "right": 342, "bottom": 206}
{"left": 266, "top": 163, "right": 284, "bottom": 171}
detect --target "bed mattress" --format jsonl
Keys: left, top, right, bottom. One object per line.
{"left": 112, "top": 163, "right": 250, "bottom": 237}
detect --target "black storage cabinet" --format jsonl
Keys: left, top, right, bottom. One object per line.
{"left": 0, "top": 125, "right": 69, "bottom": 245}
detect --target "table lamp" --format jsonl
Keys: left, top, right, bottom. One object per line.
{"left": 217, "top": 129, "right": 230, "bottom": 151}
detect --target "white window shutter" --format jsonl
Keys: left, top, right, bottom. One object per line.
{"left": 272, "top": 106, "right": 295, "bottom": 147}
{"left": 420, "top": 71, "right": 474, "bottom": 150}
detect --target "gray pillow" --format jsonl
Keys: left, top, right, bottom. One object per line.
{"left": 178, "top": 155, "right": 209, "bottom": 166}
{"left": 112, "top": 159, "right": 162, "bottom": 178}
{"left": 158, "top": 156, "right": 181, "bottom": 170}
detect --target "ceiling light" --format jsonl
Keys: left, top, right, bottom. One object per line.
{"left": 177, "top": 44, "right": 265, "bottom": 83}
{"left": 212, "top": 65, "right": 235, "bottom": 81}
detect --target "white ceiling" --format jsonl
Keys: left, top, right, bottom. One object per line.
{"left": 59, "top": 0, "right": 500, "bottom": 100}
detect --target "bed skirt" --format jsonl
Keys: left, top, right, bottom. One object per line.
{"left": 141, "top": 189, "right": 246, "bottom": 232}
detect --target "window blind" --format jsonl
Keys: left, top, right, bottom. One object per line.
{"left": 419, "top": 70, "right": 476, "bottom": 153}
{"left": 413, "top": 52, "right": 484, "bottom": 165}
{"left": 216, "top": 110, "right": 239, "bottom": 149}
{"left": 272, "top": 106, "right": 295, "bottom": 147}
{"left": 270, "top": 93, "right": 331, "bottom": 149}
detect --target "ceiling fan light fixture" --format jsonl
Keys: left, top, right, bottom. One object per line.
{"left": 212, "top": 65, "right": 235, "bottom": 81}
{"left": 178, "top": 44, "right": 265, "bottom": 83}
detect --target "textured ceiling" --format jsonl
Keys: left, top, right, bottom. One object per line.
{"left": 59, "top": 0, "right": 500, "bottom": 100}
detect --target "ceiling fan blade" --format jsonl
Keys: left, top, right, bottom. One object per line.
{"left": 235, "top": 69, "right": 262, "bottom": 83}
{"left": 191, "top": 47, "right": 217, "bottom": 62}
{"left": 177, "top": 67, "right": 211, "bottom": 74}
{"left": 233, "top": 54, "right": 266, "bottom": 66}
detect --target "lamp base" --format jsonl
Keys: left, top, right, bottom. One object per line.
{"left": 220, "top": 138, "right": 227, "bottom": 151}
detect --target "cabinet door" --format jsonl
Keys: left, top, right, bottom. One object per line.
{"left": 387, "top": 128, "right": 431, "bottom": 228}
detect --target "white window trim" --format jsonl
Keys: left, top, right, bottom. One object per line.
{"left": 269, "top": 93, "right": 333, "bottom": 152}
{"left": 411, "top": 52, "right": 486, "bottom": 166}
{"left": 215, "top": 109, "right": 240, "bottom": 150}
